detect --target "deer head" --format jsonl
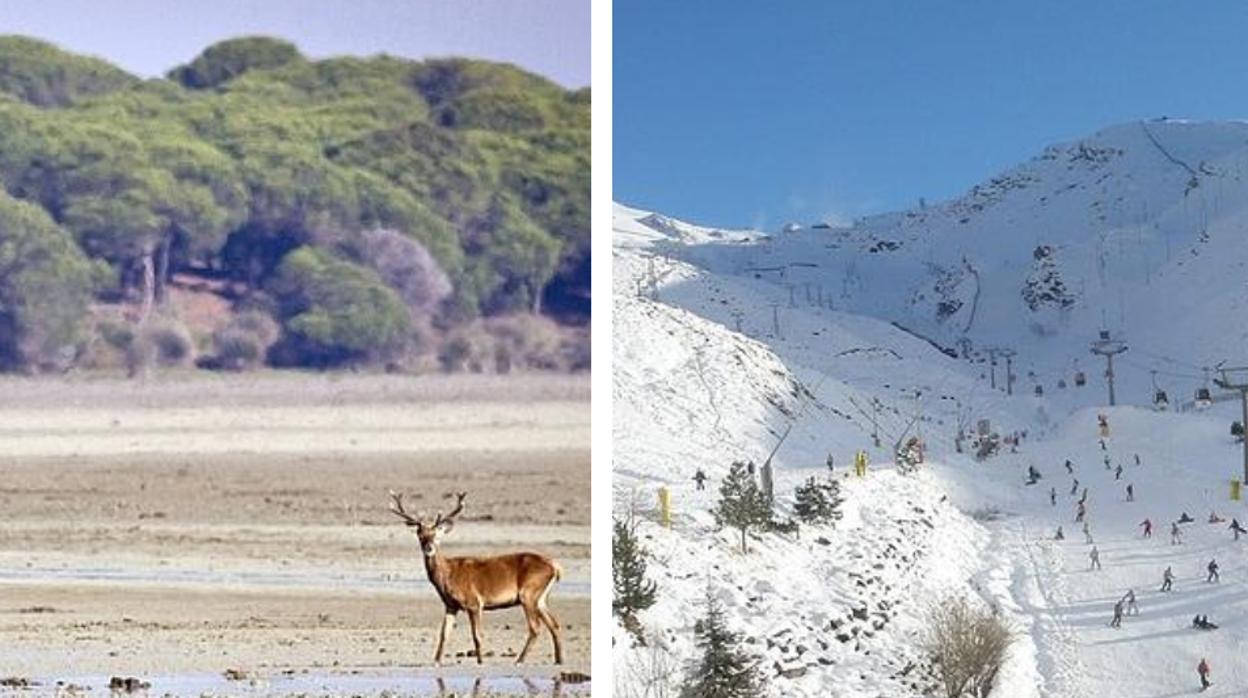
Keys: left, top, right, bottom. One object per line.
{"left": 389, "top": 490, "right": 466, "bottom": 557}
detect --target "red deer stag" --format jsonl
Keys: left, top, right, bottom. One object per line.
{"left": 389, "top": 490, "right": 564, "bottom": 665}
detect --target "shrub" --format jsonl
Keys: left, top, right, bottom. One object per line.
{"left": 439, "top": 322, "right": 494, "bottom": 373}
{"left": 126, "top": 316, "right": 193, "bottom": 375}
{"left": 209, "top": 310, "right": 279, "bottom": 370}
{"left": 484, "top": 313, "right": 563, "bottom": 372}
{"left": 926, "top": 596, "right": 1012, "bottom": 698}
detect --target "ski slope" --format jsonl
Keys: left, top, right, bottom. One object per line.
{"left": 613, "top": 192, "right": 1248, "bottom": 697}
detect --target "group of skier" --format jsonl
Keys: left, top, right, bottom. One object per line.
{"left": 1042, "top": 414, "right": 1225, "bottom": 691}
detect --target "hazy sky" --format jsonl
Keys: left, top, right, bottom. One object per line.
{"left": 616, "top": 1, "right": 1248, "bottom": 229}
{"left": 0, "top": 0, "right": 589, "bottom": 87}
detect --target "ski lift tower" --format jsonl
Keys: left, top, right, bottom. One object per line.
{"left": 1089, "top": 330, "right": 1128, "bottom": 406}
{"left": 1214, "top": 364, "right": 1248, "bottom": 483}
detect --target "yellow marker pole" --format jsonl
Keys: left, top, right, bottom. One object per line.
{"left": 1232, "top": 479, "right": 1241, "bottom": 502}
{"left": 658, "top": 486, "right": 671, "bottom": 528}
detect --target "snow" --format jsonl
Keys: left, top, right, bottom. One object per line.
{"left": 613, "top": 205, "right": 1031, "bottom": 697}
{"left": 613, "top": 118, "right": 1248, "bottom": 694}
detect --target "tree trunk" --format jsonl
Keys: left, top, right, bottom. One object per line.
{"left": 740, "top": 526, "right": 748, "bottom": 554}
{"left": 138, "top": 251, "right": 155, "bottom": 325}
{"left": 154, "top": 233, "right": 172, "bottom": 304}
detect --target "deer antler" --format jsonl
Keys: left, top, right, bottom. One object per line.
{"left": 435, "top": 491, "right": 467, "bottom": 528}
{"left": 388, "top": 490, "right": 421, "bottom": 526}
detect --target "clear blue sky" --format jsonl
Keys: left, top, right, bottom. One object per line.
{"left": 615, "top": 2, "right": 1248, "bottom": 229}
{"left": 0, "top": 0, "right": 589, "bottom": 87}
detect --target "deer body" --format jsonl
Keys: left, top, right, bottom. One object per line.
{"left": 391, "top": 491, "right": 564, "bottom": 666}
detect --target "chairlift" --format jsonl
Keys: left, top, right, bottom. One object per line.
{"left": 1151, "top": 371, "right": 1169, "bottom": 410}
{"left": 1074, "top": 371, "right": 1087, "bottom": 387}
{"left": 1034, "top": 385, "right": 1044, "bottom": 397}
{"left": 1196, "top": 386, "right": 1213, "bottom": 408}
{"left": 1196, "top": 368, "right": 1213, "bottom": 409}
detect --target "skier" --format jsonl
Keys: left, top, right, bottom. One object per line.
{"left": 1232, "top": 518, "right": 1247, "bottom": 541}
{"left": 826, "top": 453, "right": 835, "bottom": 473}
{"left": 1161, "top": 565, "right": 1174, "bottom": 592}
{"left": 1171, "top": 521, "right": 1183, "bottom": 545}
{"left": 1139, "top": 518, "right": 1152, "bottom": 538}
{"left": 1080, "top": 487, "right": 1089, "bottom": 504}
{"left": 1197, "top": 657, "right": 1212, "bottom": 690}
{"left": 1134, "top": 453, "right": 1141, "bottom": 466}
{"left": 1070, "top": 478, "right": 1079, "bottom": 496}
{"left": 1103, "top": 454, "right": 1111, "bottom": 469}
{"left": 1126, "top": 483, "right": 1134, "bottom": 502}
{"left": 1209, "top": 511, "right": 1225, "bottom": 524}
{"left": 1083, "top": 521, "right": 1093, "bottom": 544}
{"left": 747, "top": 461, "right": 756, "bottom": 476}
{"left": 1124, "top": 589, "right": 1138, "bottom": 615}
{"left": 1089, "top": 545, "right": 1101, "bottom": 570}
{"left": 1075, "top": 501, "right": 1087, "bottom": 523}
{"left": 1055, "top": 525, "right": 1065, "bottom": 541}
{"left": 1207, "top": 558, "right": 1220, "bottom": 583}
{"left": 1114, "top": 464, "right": 1123, "bottom": 480}
{"left": 693, "top": 468, "right": 708, "bottom": 491}
{"left": 1065, "top": 458, "right": 1074, "bottom": 475}
{"left": 1050, "top": 487, "right": 1057, "bottom": 507}
{"left": 1109, "top": 599, "right": 1123, "bottom": 628}
{"left": 1193, "top": 615, "right": 1218, "bottom": 630}
{"left": 1179, "top": 512, "right": 1194, "bottom": 523}
{"left": 1100, "top": 439, "right": 1107, "bottom": 451}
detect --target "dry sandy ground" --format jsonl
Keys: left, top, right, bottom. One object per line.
{"left": 0, "top": 372, "right": 590, "bottom": 695}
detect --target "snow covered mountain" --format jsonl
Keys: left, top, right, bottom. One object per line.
{"left": 614, "top": 120, "right": 1248, "bottom": 698}
{"left": 676, "top": 119, "right": 1248, "bottom": 410}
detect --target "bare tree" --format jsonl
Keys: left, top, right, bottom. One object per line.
{"left": 925, "top": 595, "right": 1012, "bottom": 698}
{"left": 358, "top": 228, "right": 453, "bottom": 316}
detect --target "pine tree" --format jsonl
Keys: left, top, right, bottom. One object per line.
{"left": 713, "top": 461, "right": 771, "bottom": 553}
{"left": 613, "top": 519, "right": 658, "bottom": 626}
{"left": 793, "top": 475, "right": 844, "bottom": 525}
{"left": 680, "top": 590, "right": 763, "bottom": 698}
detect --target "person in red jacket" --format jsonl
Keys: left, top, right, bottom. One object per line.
{"left": 1197, "top": 657, "right": 1211, "bottom": 690}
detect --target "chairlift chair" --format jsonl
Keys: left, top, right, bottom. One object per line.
{"left": 1196, "top": 386, "right": 1213, "bottom": 408}
{"left": 1151, "top": 371, "right": 1169, "bottom": 410}
{"left": 1074, "top": 371, "right": 1087, "bottom": 387}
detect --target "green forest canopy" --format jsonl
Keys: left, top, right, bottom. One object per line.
{"left": 0, "top": 36, "right": 589, "bottom": 371}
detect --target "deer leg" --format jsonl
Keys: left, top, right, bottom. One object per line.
{"left": 536, "top": 575, "right": 564, "bottom": 665}
{"left": 467, "top": 606, "right": 485, "bottom": 664}
{"left": 434, "top": 611, "right": 456, "bottom": 666}
{"left": 538, "top": 606, "right": 564, "bottom": 665}
{"left": 516, "top": 602, "right": 542, "bottom": 664}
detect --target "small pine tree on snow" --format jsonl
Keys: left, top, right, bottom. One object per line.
{"left": 613, "top": 518, "right": 658, "bottom": 632}
{"left": 713, "top": 460, "right": 772, "bottom": 554}
{"left": 793, "top": 475, "right": 844, "bottom": 525}
{"left": 680, "top": 589, "right": 764, "bottom": 698}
